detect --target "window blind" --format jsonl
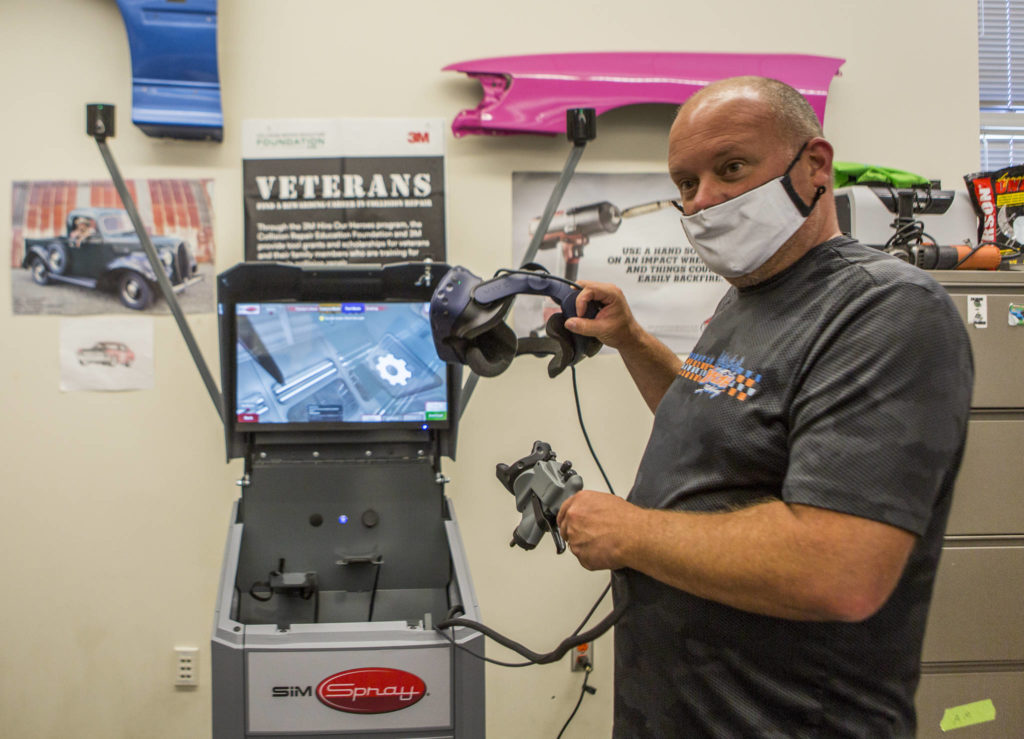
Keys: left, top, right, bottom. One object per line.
{"left": 980, "top": 0, "right": 1024, "bottom": 168}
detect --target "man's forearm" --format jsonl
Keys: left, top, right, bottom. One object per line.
{"left": 557, "top": 490, "right": 915, "bottom": 622}
{"left": 620, "top": 500, "right": 914, "bottom": 622}
{"left": 617, "top": 326, "right": 683, "bottom": 412}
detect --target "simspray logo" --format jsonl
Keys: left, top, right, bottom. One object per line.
{"left": 316, "top": 668, "right": 427, "bottom": 714}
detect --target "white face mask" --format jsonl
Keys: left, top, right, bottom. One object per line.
{"left": 673, "top": 143, "right": 825, "bottom": 279}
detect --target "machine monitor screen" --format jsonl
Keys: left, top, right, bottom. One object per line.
{"left": 234, "top": 301, "right": 449, "bottom": 429}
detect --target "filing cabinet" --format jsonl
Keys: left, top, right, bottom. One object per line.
{"left": 916, "top": 272, "right": 1024, "bottom": 737}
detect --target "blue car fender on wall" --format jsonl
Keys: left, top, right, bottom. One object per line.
{"left": 115, "top": 0, "right": 223, "bottom": 141}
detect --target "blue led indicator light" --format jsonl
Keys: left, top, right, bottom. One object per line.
{"left": 338, "top": 515, "right": 349, "bottom": 524}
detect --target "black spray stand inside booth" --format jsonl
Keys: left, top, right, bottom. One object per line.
{"left": 212, "top": 262, "right": 484, "bottom": 738}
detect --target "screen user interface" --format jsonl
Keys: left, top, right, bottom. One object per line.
{"left": 235, "top": 301, "right": 448, "bottom": 426}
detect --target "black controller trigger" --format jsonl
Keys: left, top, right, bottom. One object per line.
{"left": 529, "top": 493, "right": 566, "bottom": 555}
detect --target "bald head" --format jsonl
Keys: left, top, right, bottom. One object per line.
{"left": 681, "top": 76, "right": 822, "bottom": 150}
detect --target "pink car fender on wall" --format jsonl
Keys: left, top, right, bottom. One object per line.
{"left": 443, "top": 52, "right": 845, "bottom": 137}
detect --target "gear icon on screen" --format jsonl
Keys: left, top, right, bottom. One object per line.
{"left": 375, "top": 353, "right": 412, "bottom": 386}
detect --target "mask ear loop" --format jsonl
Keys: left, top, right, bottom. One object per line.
{"left": 783, "top": 139, "right": 811, "bottom": 173}
{"left": 781, "top": 179, "right": 826, "bottom": 218}
{"left": 781, "top": 140, "right": 827, "bottom": 217}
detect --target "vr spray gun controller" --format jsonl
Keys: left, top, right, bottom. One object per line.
{"left": 495, "top": 441, "right": 583, "bottom": 554}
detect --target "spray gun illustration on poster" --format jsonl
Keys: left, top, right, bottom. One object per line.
{"left": 512, "top": 172, "right": 730, "bottom": 353}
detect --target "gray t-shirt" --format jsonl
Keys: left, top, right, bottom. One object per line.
{"left": 613, "top": 238, "right": 973, "bottom": 738}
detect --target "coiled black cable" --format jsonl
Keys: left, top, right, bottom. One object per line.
{"left": 435, "top": 575, "right": 628, "bottom": 666}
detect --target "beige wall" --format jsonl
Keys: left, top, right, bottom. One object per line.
{"left": 0, "top": 1, "right": 979, "bottom": 736}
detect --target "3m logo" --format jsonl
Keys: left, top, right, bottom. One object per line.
{"left": 316, "top": 668, "right": 427, "bottom": 714}
{"left": 407, "top": 131, "right": 430, "bottom": 143}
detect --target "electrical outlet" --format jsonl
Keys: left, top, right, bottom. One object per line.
{"left": 571, "top": 641, "right": 593, "bottom": 672}
{"left": 175, "top": 646, "right": 199, "bottom": 687}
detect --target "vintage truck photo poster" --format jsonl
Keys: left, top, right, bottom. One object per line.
{"left": 10, "top": 179, "right": 215, "bottom": 315}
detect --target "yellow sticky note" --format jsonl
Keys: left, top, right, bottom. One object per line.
{"left": 940, "top": 699, "right": 996, "bottom": 731}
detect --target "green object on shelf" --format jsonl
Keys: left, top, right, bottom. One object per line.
{"left": 834, "top": 161, "right": 931, "bottom": 189}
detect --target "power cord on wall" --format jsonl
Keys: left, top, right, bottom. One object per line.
{"left": 557, "top": 662, "right": 596, "bottom": 739}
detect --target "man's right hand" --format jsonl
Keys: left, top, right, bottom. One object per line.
{"left": 566, "top": 280, "right": 683, "bottom": 413}
{"left": 565, "top": 281, "right": 642, "bottom": 351}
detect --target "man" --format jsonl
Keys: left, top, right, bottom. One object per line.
{"left": 69, "top": 216, "right": 96, "bottom": 247}
{"left": 556, "top": 76, "right": 973, "bottom": 737}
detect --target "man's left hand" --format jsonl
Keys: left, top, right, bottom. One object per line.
{"left": 557, "top": 490, "right": 643, "bottom": 571}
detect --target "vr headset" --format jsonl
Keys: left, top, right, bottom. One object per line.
{"left": 430, "top": 266, "right": 602, "bottom": 378}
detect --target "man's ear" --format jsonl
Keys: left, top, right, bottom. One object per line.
{"left": 805, "top": 137, "right": 834, "bottom": 187}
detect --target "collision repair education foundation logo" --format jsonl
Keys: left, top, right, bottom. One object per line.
{"left": 254, "top": 130, "right": 327, "bottom": 151}
{"left": 316, "top": 668, "right": 427, "bottom": 714}
{"left": 680, "top": 350, "right": 761, "bottom": 401}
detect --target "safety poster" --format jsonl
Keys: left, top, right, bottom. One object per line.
{"left": 511, "top": 172, "right": 729, "bottom": 353}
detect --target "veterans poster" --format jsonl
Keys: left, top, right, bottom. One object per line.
{"left": 242, "top": 118, "right": 446, "bottom": 265}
